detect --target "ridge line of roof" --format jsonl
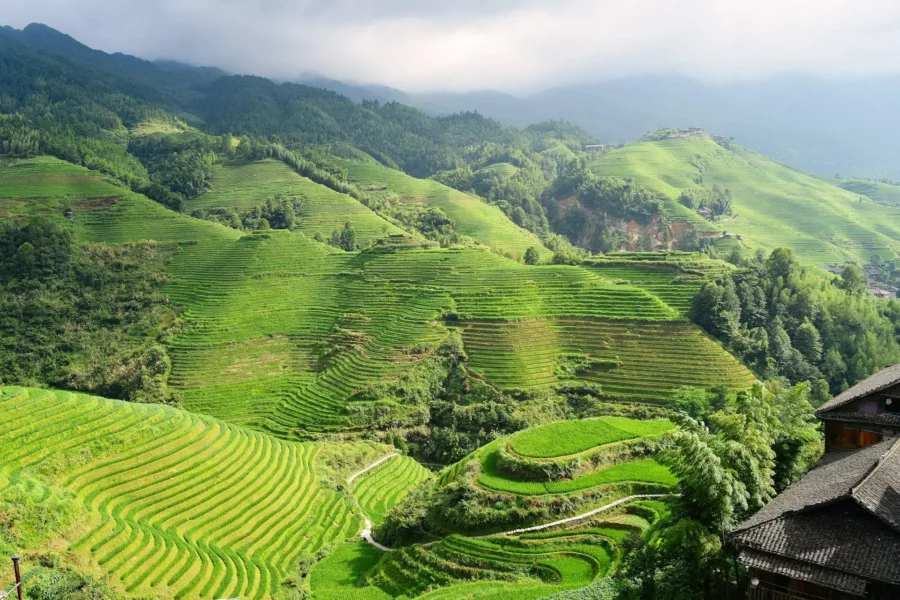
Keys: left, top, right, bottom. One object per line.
{"left": 816, "top": 363, "right": 900, "bottom": 414}
{"left": 731, "top": 496, "right": 848, "bottom": 534}
{"left": 850, "top": 436, "right": 900, "bottom": 533}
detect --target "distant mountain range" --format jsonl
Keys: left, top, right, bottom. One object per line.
{"left": 301, "top": 75, "right": 900, "bottom": 180}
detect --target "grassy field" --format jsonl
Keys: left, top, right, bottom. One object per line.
{"left": 339, "top": 154, "right": 548, "bottom": 260}
{"left": 188, "top": 159, "right": 405, "bottom": 245}
{"left": 352, "top": 456, "right": 433, "bottom": 525}
{"left": 0, "top": 157, "right": 753, "bottom": 433}
{"left": 477, "top": 162, "right": 520, "bottom": 176}
{"left": 591, "top": 137, "right": 900, "bottom": 265}
{"left": 309, "top": 542, "right": 392, "bottom": 600}
{"left": 509, "top": 417, "right": 674, "bottom": 459}
{"left": 0, "top": 386, "right": 364, "bottom": 600}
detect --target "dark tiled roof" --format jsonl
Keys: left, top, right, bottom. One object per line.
{"left": 818, "top": 411, "right": 900, "bottom": 426}
{"left": 738, "top": 548, "right": 867, "bottom": 596}
{"left": 734, "top": 438, "right": 897, "bottom": 532}
{"left": 854, "top": 439, "right": 900, "bottom": 530}
{"left": 817, "top": 363, "right": 900, "bottom": 414}
{"left": 734, "top": 501, "right": 900, "bottom": 585}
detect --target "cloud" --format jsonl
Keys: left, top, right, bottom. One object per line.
{"left": 6, "top": 0, "right": 900, "bottom": 92}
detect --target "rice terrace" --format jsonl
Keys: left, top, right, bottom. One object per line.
{"left": 1, "top": 15, "right": 899, "bottom": 600}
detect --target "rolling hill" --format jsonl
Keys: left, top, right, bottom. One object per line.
{"left": 0, "top": 156, "right": 752, "bottom": 436}
{"left": 589, "top": 135, "right": 900, "bottom": 266}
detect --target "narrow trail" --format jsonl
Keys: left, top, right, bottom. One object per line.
{"left": 348, "top": 452, "right": 400, "bottom": 552}
{"left": 348, "top": 452, "right": 399, "bottom": 484}
{"left": 474, "top": 494, "right": 671, "bottom": 538}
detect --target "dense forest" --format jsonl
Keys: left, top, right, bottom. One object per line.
{"left": 692, "top": 247, "right": 900, "bottom": 398}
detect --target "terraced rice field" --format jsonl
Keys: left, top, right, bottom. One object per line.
{"left": 479, "top": 443, "right": 676, "bottom": 496}
{"left": 509, "top": 418, "right": 674, "bottom": 458}
{"left": 461, "top": 319, "right": 755, "bottom": 399}
{"left": 0, "top": 157, "right": 753, "bottom": 433}
{"left": 352, "top": 455, "right": 433, "bottom": 525}
{"left": 591, "top": 137, "right": 900, "bottom": 265}
{"left": 582, "top": 265, "right": 699, "bottom": 316}
{"left": 340, "top": 154, "right": 548, "bottom": 260}
{"left": 188, "top": 159, "right": 405, "bottom": 245}
{"left": 0, "top": 387, "right": 362, "bottom": 600}
{"left": 0, "top": 156, "right": 129, "bottom": 220}
{"left": 371, "top": 534, "right": 610, "bottom": 598}
{"left": 469, "top": 416, "right": 678, "bottom": 497}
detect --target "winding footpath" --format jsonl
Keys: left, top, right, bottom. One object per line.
{"left": 349, "top": 455, "right": 671, "bottom": 552}
{"left": 348, "top": 453, "right": 400, "bottom": 552}
{"left": 474, "top": 493, "right": 671, "bottom": 538}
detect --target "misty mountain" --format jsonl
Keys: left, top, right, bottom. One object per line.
{"left": 408, "top": 76, "right": 900, "bottom": 180}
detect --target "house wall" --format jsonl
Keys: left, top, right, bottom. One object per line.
{"left": 747, "top": 568, "right": 859, "bottom": 599}
{"left": 824, "top": 420, "right": 884, "bottom": 451}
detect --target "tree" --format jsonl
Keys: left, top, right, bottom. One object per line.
{"left": 765, "top": 247, "right": 797, "bottom": 282}
{"left": 339, "top": 222, "right": 356, "bottom": 251}
{"left": 840, "top": 263, "right": 867, "bottom": 294}
{"left": 671, "top": 387, "right": 712, "bottom": 420}
{"left": 524, "top": 247, "right": 540, "bottom": 265}
{"left": 793, "top": 321, "right": 823, "bottom": 363}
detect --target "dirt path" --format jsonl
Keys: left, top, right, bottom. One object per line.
{"left": 361, "top": 517, "right": 394, "bottom": 552}
{"left": 348, "top": 452, "right": 399, "bottom": 485}
{"left": 349, "top": 453, "right": 400, "bottom": 552}
{"left": 474, "top": 494, "right": 671, "bottom": 538}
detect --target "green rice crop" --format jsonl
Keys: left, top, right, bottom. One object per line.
{"left": 0, "top": 157, "right": 753, "bottom": 433}
{"left": 0, "top": 386, "right": 363, "bottom": 600}
{"left": 308, "top": 542, "right": 391, "bottom": 600}
{"left": 508, "top": 418, "right": 673, "bottom": 459}
{"left": 352, "top": 456, "right": 432, "bottom": 525}
{"left": 479, "top": 446, "right": 676, "bottom": 495}
{"left": 340, "top": 155, "right": 548, "bottom": 260}
{"left": 367, "top": 534, "right": 610, "bottom": 598}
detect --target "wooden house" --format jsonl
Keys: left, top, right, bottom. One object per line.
{"left": 816, "top": 364, "right": 900, "bottom": 451}
{"left": 733, "top": 436, "right": 900, "bottom": 599}
{"left": 733, "top": 366, "right": 900, "bottom": 599}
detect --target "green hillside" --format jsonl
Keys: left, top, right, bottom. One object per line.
{"left": 0, "top": 24, "right": 845, "bottom": 600}
{"left": 188, "top": 159, "right": 406, "bottom": 244}
{"left": 834, "top": 177, "right": 900, "bottom": 207}
{"left": 0, "top": 386, "right": 367, "bottom": 600}
{"left": 340, "top": 154, "right": 548, "bottom": 260}
{"left": 0, "top": 157, "right": 753, "bottom": 435}
{"left": 590, "top": 137, "right": 900, "bottom": 265}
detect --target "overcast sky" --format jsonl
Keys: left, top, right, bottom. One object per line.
{"left": 6, "top": 0, "right": 900, "bottom": 92}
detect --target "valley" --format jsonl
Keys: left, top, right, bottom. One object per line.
{"left": 0, "top": 21, "right": 893, "bottom": 600}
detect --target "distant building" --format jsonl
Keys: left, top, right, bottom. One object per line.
{"left": 818, "top": 363, "right": 900, "bottom": 450}
{"left": 733, "top": 366, "right": 900, "bottom": 599}
{"left": 696, "top": 207, "right": 713, "bottom": 221}
{"left": 583, "top": 144, "right": 605, "bottom": 153}
{"left": 873, "top": 289, "right": 896, "bottom": 299}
